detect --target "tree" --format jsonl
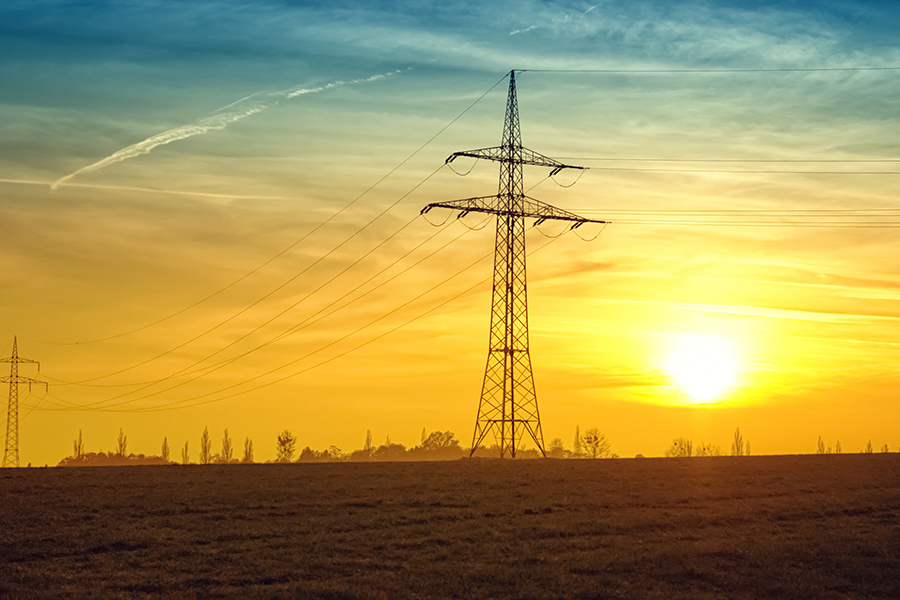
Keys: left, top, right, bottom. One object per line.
{"left": 364, "top": 429, "right": 373, "bottom": 453}
{"left": 573, "top": 425, "right": 584, "bottom": 458}
{"left": 161, "top": 437, "right": 170, "bottom": 462}
{"left": 547, "top": 437, "right": 567, "bottom": 459}
{"left": 746, "top": 442, "right": 751, "bottom": 456}
{"left": 242, "top": 437, "right": 254, "bottom": 463}
{"left": 816, "top": 435, "right": 826, "bottom": 454}
{"left": 276, "top": 430, "right": 296, "bottom": 463}
{"left": 881, "top": 443, "right": 890, "bottom": 453}
{"left": 864, "top": 439, "right": 874, "bottom": 454}
{"left": 582, "top": 428, "right": 612, "bottom": 459}
{"left": 73, "top": 430, "right": 84, "bottom": 460}
{"left": 220, "top": 429, "right": 233, "bottom": 463}
{"left": 835, "top": 440, "right": 842, "bottom": 454}
{"left": 695, "top": 442, "right": 723, "bottom": 457}
{"left": 181, "top": 441, "right": 190, "bottom": 464}
{"left": 199, "top": 427, "right": 213, "bottom": 465}
{"left": 665, "top": 438, "right": 693, "bottom": 458}
{"left": 116, "top": 428, "right": 128, "bottom": 457}
{"left": 731, "top": 428, "right": 744, "bottom": 456}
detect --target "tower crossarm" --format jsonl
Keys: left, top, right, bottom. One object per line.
{"left": 422, "top": 195, "right": 608, "bottom": 228}
{"left": 447, "top": 147, "right": 585, "bottom": 175}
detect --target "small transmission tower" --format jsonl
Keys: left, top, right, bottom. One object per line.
{"left": 422, "top": 71, "right": 606, "bottom": 457}
{"left": 2, "top": 337, "right": 47, "bottom": 467}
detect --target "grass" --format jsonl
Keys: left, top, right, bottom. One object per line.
{"left": 1, "top": 455, "right": 899, "bottom": 599}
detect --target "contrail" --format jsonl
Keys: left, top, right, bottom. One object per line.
{"left": 52, "top": 71, "right": 400, "bottom": 190}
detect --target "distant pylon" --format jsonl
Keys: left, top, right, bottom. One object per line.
{"left": 2, "top": 337, "right": 47, "bottom": 467}
{"left": 422, "top": 71, "right": 607, "bottom": 457}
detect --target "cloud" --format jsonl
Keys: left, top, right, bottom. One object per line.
{"left": 509, "top": 25, "right": 538, "bottom": 36}
{"left": 51, "top": 71, "right": 400, "bottom": 189}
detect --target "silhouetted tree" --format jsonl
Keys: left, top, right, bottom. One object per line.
{"left": 181, "top": 441, "right": 190, "bottom": 464}
{"left": 161, "top": 437, "right": 170, "bottom": 462}
{"left": 881, "top": 443, "right": 891, "bottom": 453}
{"left": 116, "top": 428, "right": 127, "bottom": 457}
{"left": 695, "top": 442, "right": 723, "bottom": 457}
{"left": 582, "top": 428, "right": 612, "bottom": 459}
{"left": 220, "top": 429, "right": 233, "bottom": 463}
{"left": 835, "top": 440, "right": 842, "bottom": 454}
{"left": 573, "top": 425, "right": 584, "bottom": 458}
{"left": 816, "top": 435, "right": 826, "bottom": 454}
{"left": 731, "top": 428, "right": 745, "bottom": 456}
{"left": 665, "top": 437, "right": 693, "bottom": 457}
{"left": 242, "top": 437, "right": 253, "bottom": 463}
{"left": 864, "top": 440, "right": 874, "bottom": 454}
{"left": 547, "top": 437, "right": 567, "bottom": 458}
{"left": 421, "top": 427, "right": 427, "bottom": 445}
{"left": 73, "top": 430, "right": 84, "bottom": 459}
{"left": 364, "top": 429, "right": 373, "bottom": 453}
{"left": 199, "top": 427, "right": 212, "bottom": 465}
{"left": 372, "top": 442, "right": 406, "bottom": 461}
{"left": 746, "top": 441, "right": 751, "bottom": 456}
{"left": 276, "top": 430, "right": 296, "bottom": 462}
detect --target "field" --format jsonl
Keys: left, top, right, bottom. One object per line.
{"left": 2, "top": 455, "right": 899, "bottom": 599}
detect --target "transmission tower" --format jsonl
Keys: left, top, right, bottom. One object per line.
{"left": 2, "top": 337, "right": 47, "bottom": 467}
{"left": 422, "top": 70, "right": 606, "bottom": 457}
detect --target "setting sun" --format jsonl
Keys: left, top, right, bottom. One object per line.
{"left": 665, "top": 333, "right": 739, "bottom": 402}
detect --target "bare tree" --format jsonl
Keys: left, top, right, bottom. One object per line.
{"left": 242, "top": 437, "right": 254, "bottom": 463}
{"left": 695, "top": 442, "right": 723, "bottom": 457}
{"left": 199, "top": 427, "right": 212, "bottom": 465}
{"left": 816, "top": 435, "right": 826, "bottom": 454}
{"left": 276, "top": 430, "right": 297, "bottom": 463}
{"left": 73, "top": 430, "right": 84, "bottom": 459}
{"left": 181, "top": 441, "right": 190, "bottom": 464}
{"left": 835, "top": 440, "right": 842, "bottom": 454}
{"left": 221, "top": 429, "right": 233, "bottom": 463}
{"left": 665, "top": 438, "right": 693, "bottom": 458}
{"left": 161, "top": 437, "right": 170, "bottom": 462}
{"left": 364, "top": 429, "right": 373, "bottom": 453}
{"left": 116, "top": 428, "right": 127, "bottom": 457}
{"left": 582, "top": 428, "right": 612, "bottom": 459}
{"left": 731, "top": 428, "right": 744, "bottom": 456}
{"left": 881, "top": 443, "right": 890, "bottom": 453}
{"left": 573, "top": 425, "right": 584, "bottom": 458}
{"left": 864, "top": 439, "right": 874, "bottom": 454}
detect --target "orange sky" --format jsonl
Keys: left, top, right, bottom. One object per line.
{"left": 2, "top": 1, "right": 900, "bottom": 465}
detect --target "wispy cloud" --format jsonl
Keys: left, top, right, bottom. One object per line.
{"left": 509, "top": 25, "right": 537, "bottom": 36}
{"left": 51, "top": 71, "right": 400, "bottom": 190}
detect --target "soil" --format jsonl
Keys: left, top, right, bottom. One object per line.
{"left": 2, "top": 454, "right": 899, "bottom": 599}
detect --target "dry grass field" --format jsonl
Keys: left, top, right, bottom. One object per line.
{"left": 2, "top": 455, "right": 899, "bottom": 599}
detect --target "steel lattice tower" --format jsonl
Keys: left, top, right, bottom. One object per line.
{"left": 2, "top": 337, "right": 46, "bottom": 467}
{"left": 422, "top": 71, "right": 606, "bottom": 457}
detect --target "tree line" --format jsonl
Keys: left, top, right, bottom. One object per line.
{"left": 57, "top": 425, "right": 618, "bottom": 465}
{"left": 662, "top": 427, "right": 752, "bottom": 458}
{"left": 816, "top": 435, "right": 895, "bottom": 454}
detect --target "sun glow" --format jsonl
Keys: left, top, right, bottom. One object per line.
{"left": 665, "top": 333, "right": 739, "bottom": 402}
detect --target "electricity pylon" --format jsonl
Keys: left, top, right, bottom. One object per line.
{"left": 2, "top": 337, "right": 47, "bottom": 467}
{"left": 422, "top": 70, "right": 606, "bottom": 457}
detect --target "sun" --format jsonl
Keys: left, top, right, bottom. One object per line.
{"left": 665, "top": 333, "right": 739, "bottom": 402}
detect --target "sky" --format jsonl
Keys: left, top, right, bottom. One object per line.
{"left": 2, "top": 0, "right": 900, "bottom": 465}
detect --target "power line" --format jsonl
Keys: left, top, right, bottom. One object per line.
{"left": 118, "top": 231, "right": 569, "bottom": 413}
{"left": 61, "top": 163, "right": 447, "bottom": 386}
{"left": 575, "top": 166, "right": 900, "bottom": 174}
{"left": 556, "top": 157, "right": 900, "bottom": 163}
{"left": 26, "top": 72, "right": 510, "bottom": 348}
{"left": 58, "top": 217, "right": 475, "bottom": 410}
{"left": 521, "top": 67, "right": 900, "bottom": 73}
